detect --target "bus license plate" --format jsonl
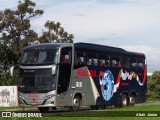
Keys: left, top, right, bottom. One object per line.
{"left": 30, "top": 102, "right": 37, "bottom": 106}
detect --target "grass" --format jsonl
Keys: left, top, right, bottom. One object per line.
{"left": 1, "top": 104, "right": 160, "bottom": 120}
{"left": 0, "top": 106, "right": 23, "bottom": 110}
{"left": 0, "top": 106, "right": 38, "bottom": 111}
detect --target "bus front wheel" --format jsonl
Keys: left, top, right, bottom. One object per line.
{"left": 69, "top": 96, "right": 81, "bottom": 111}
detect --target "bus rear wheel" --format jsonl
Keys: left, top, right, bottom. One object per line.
{"left": 38, "top": 107, "right": 49, "bottom": 113}
{"left": 121, "top": 94, "right": 128, "bottom": 107}
{"left": 129, "top": 95, "right": 135, "bottom": 106}
{"left": 69, "top": 96, "right": 81, "bottom": 111}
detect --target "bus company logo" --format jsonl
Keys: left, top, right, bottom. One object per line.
{"left": 99, "top": 70, "right": 114, "bottom": 101}
{"left": 28, "top": 94, "right": 39, "bottom": 98}
{"left": 77, "top": 69, "right": 97, "bottom": 77}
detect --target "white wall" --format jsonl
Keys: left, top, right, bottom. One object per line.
{"left": 0, "top": 86, "right": 18, "bottom": 107}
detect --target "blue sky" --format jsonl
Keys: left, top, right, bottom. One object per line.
{"left": 0, "top": 0, "right": 160, "bottom": 73}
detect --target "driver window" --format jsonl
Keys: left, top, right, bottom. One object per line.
{"left": 60, "top": 47, "right": 72, "bottom": 64}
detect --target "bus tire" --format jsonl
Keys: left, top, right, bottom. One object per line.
{"left": 38, "top": 107, "right": 49, "bottom": 113}
{"left": 121, "top": 94, "right": 128, "bottom": 107}
{"left": 129, "top": 95, "right": 135, "bottom": 106}
{"left": 69, "top": 96, "right": 81, "bottom": 111}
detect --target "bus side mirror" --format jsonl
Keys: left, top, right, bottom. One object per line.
{"left": 52, "top": 65, "right": 56, "bottom": 75}
{"left": 9, "top": 66, "right": 15, "bottom": 77}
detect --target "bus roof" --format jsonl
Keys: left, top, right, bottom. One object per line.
{"left": 23, "top": 42, "right": 145, "bottom": 57}
{"left": 23, "top": 43, "right": 72, "bottom": 50}
{"left": 74, "top": 42, "right": 145, "bottom": 57}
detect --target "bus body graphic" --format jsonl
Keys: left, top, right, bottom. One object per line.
{"left": 99, "top": 70, "right": 114, "bottom": 101}
{"left": 10, "top": 42, "right": 147, "bottom": 112}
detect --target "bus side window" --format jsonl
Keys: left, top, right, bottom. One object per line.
{"left": 122, "top": 56, "right": 130, "bottom": 68}
{"left": 98, "top": 52, "right": 110, "bottom": 67}
{"left": 138, "top": 58, "right": 144, "bottom": 69}
{"left": 86, "top": 50, "right": 98, "bottom": 66}
{"left": 111, "top": 55, "right": 121, "bottom": 67}
{"left": 130, "top": 57, "right": 138, "bottom": 69}
{"left": 75, "top": 50, "right": 86, "bottom": 65}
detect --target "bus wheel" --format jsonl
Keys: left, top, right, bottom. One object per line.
{"left": 129, "top": 95, "right": 135, "bottom": 106}
{"left": 121, "top": 94, "right": 128, "bottom": 107}
{"left": 38, "top": 107, "right": 49, "bottom": 113}
{"left": 69, "top": 96, "right": 81, "bottom": 111}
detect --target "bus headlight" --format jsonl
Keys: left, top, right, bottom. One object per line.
{"left": 45, "top": 94, "right": 55, "bottom": 100}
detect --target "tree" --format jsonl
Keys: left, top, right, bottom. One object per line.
{"left": 39, "top": 20, "right": 74, "bottom": 43}
{"left": 0, "top": 0, "right": 43, "bottom": 56}
{"left": 0, "top": 44, "right": 18, "bottom": 73}
{"left": 0, "top": 0, "right": 75, "bottom": 86}
{"left": 148, "top": 71, "right": 160, "bottom": 99}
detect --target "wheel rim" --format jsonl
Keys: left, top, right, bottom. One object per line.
{"left": 130, "top": 96, "right": 135, "bottom": 105}
{"left": 70, "top": 97, "right": 80, "bottom": 111}
{"left": 130, "top": 96, "right": 133, "bottom": 103}
{"left": 123, "top": 98, "right": 127, "bottom": 105}
{"left": 122, "top": 95, "right": 127, "bottom": 106}
{"left": 73, "top": 98, "right": 80, "bottom": 107}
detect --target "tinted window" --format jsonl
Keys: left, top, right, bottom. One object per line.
{"left": 121, "top": 56, "right": 130, "bottom": 68}
{"left": 130, "top": 57, "right": 138, "bottom": 69}
{"left": 98, "top": 52, "right": 110, "bottom": 67}
{"left": 111, "top": 54, "right": 121, "bottom": 67}
{"left": 138, "top": 58, "right": 145, "bottom": 69}
{"left": 86, "top": 50, "right": 98, "bottom": 66}
{"left": 20, "top": 49, "right": 58, "bottom": 65}
{"left": 75, "top": 49, "right": 86, "bottom": 65}
{"left": 60, "top": 47, "right": 72, "bottom": 64}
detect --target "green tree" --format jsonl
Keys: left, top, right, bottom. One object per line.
{"left": 0, "top": 44, "right": 18, "bottom": 73}
{"left": 0, "top": 0, "right": 43, "bottom": 56}
{"left": 39, "top": 20, "right": 74, "bottom": 43}
{"left": 148, "top": 71, "right": 160, "bottom": 99}
{"left": 0, "top": 0, "right": 74, "bottom": 85}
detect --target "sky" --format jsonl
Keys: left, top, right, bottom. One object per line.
{"left": 0, "top": 0, "right": 160, "bottom": 73}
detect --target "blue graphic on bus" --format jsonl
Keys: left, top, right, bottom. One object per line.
{"left": 99, "top": 70, "right": 114, "bottom": 101}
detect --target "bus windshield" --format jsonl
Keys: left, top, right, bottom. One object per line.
{"left": 18, "top": 69, "right": 56, "bottom": 92}
{"left": 20, "top": 49, "right": 58, "bottom": 65}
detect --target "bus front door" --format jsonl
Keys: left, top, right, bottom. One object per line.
{"left": 57, "top": 47, "right": 72, "bottom": 106}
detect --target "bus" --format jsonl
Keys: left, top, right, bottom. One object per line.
{"left": 10, "top": 42, "right": 147, "bottom": 112}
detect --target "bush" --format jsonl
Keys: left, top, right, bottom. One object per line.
{"left": 148, "top": 71, "right": 160, "bottom": 100}
{"left": 0, "top": 72, "right": 18, "bottom": 86}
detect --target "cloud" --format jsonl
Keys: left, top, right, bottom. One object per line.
{"left": 71, "top": 13, "right": 86, "bottom": 16}
{"left": 30, "top": 0, "right": 160, "bottom": 73}
{"left": 0, "top": 0, "right": 17, "bottom": 10}
{"left": 120, "top": 45, "right": 153, "bottom": 53}
{"left": 0, "top": 0, "right": 159, "bottom": 72}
